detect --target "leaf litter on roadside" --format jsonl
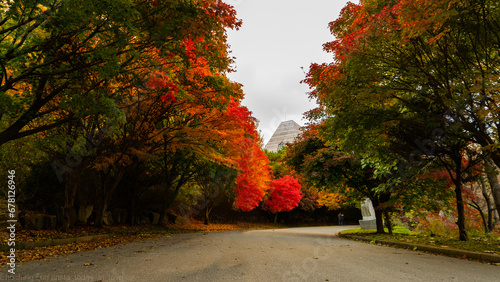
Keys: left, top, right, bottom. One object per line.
{"left": 0, "top": 221, "right": 278, "bottom": 264}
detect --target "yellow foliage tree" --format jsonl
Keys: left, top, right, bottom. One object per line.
{"left": 317, "top": 191, "right": 345, "bottom": 211}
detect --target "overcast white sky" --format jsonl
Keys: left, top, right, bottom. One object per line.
{"left": 226, "top": 0, "right": 357, "bottom": 144}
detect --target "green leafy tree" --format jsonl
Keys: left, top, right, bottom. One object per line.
{"left": 265, "top": 148, "right": 289, "bottom": 179}
{"left": 285, "top": 127, "right": 389, "bottom": 233}
{"left": 195, "top": 162, "right": 238, "bottom": 225}
{"left": 304, "top": 0, "right": 500, "bottom": 241}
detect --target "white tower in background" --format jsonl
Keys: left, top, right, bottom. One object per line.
{"left": 264, "top": 120, "right": 302, "bottom": 152}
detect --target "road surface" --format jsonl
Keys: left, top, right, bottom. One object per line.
{"left": 6, "top": 226, "right": 499, "bottom": 281}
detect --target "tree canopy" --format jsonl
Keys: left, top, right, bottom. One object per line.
{"left": 303, "top": 0, "right": 500, "bottom": 240}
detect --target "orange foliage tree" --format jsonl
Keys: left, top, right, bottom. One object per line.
{"left": 224, "top": 100, "right": 273, "bottom": 212}
{"left": 4, "top": 0, "right": 276, "bottom": 226}
{"left": 0, "top": 0, "right": 241, "bottom": 147}
{"left": 39, "top": 0, "right": 246, "bottom": 227}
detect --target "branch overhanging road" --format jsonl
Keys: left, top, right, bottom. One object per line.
{"left": 9, "top": 226, "right": 499, "bottom": 281}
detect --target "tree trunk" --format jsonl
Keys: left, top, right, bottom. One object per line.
{"left": 484, "top": 158, "right": 500, "bottom": 219}
{"left": 158, "top": 203, "right": 168, "bottom": 227}
{"left": 62, "top": 180, "right": 78, "bottom": 232}
{"left": 274, "top": 212, "right": 278, "bottom": 224}
{"left": 204, "top": 207, "right": 210, "bottom": 225}
{"left": 470, "top": 195, "right": 489, "bottom": 233}
{"left": 486, "top": 151, "right": 500, "bottom": 174}
{"left": 94, "top": 200, "right": 108, "bottom": 228}
{"left": 158, "top": 181, "right": 184, "bottom": 225}
{"left": 94, "top": 168, "right": 126, "bottom": 227}
{"left": 384, "top": 210, "right": 393, "bottom": 235}
{"left": 474, "top": 200, "right": 489, "bottom": 233}
{"left": 478, "top": 177, "right": 494, "bottom": 232}
{"left": 454, "top": 168, "right": 468, "bottom": 241}
{"left": 370, "top": 197, "right": 385, "bottom": 234}
{"left": 129, "top": 194, "right": 136, "bottom": 225}
{"left": 204, "top": 184, "right": 209, "bottom": 225}
{"left": 158, "top": 197, "right": 173, "bottom": 226}
{"left": 375, "top": 209, "right": 385, "bottom": 234}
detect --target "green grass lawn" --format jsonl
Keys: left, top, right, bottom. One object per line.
{"left": 341, "top": 226, "right": 413, "bottom": 235}
{"left": 340, "top": 226, "right": 500, "bottom": 255}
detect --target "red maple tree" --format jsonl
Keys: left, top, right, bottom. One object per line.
{"left": 266, "top": 175, "right": 303, "bottom": 221}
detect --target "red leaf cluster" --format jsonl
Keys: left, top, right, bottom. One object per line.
{"left": 146, "top": 72, "right": 179, "bottom": 103}
{"left": 266, "top": 175, "right": 303, "bottom": 213}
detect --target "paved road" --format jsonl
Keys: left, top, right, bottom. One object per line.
{"left": 6, "top": 226, "right": 499, "bottom": 281}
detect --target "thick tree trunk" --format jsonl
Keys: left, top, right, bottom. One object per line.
{"left": 484, "top": 158, "right": 500, "bottom": 219}
{"left": 370, "top": 197, "right": 385, "bottom": 234}
{"left": 384, "top": 210, "right": 393, "bottom": 235}
{"left": 94, "top": 169, "right": 126, "bottom": 227}
{"left": 454, "top": 185, "right": 468, "bottom": 241}
{"left": 454, "top": 166, "right": 468, "bottom": 241}
{"left": 159, "top": 193, "right": 178, "bottom": 225}
{"left": 158, "top": 183, "right": 184, "bottom": 225}
{"left": 94, "top": 200, "right": 108, "bottom": 228}
{"left": 375, "top": 209, "right": 385, "bottom": 234}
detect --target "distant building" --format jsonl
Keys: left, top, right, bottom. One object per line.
{"left": 264, "top": 120, "right": 302, "bottom": 152}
